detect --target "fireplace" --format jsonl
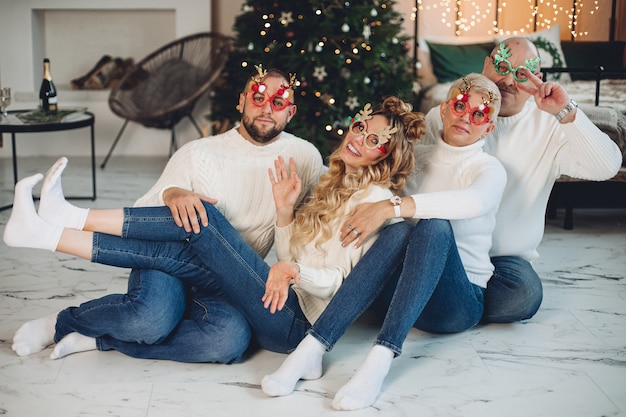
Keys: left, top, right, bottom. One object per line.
{"left": 1, "top": 0, "right": 211, "bottom": 91}
{"left": 0, "top": 0, "right": 213, "bottom": 158}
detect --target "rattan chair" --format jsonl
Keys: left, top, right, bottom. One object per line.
{"left": 101, "top": 32, "right": 234, "bottom": 168}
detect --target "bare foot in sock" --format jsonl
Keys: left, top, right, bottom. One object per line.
{"left": 3, "top": 173, "right": 64, "bottom": 251}
{"left": 332, "top": 345, "right": 394, "bottom": 411}
{"left": 261, "top": 335, "right": 325, "bottom": 397}
{"left": 50, "top": 332, "right": 97, "bottom": 359}
{"left": 39, "top": 157, "right": 89, "bottom": 230}
{"left": 12, "top": 313, "right": 58, "bottom": 356}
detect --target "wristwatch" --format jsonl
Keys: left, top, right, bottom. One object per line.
{"left": 555, "top": 99, "right": 578, "bottom": 122}
{"left": 390, "top": 195, "right": 402, "bottom": 218}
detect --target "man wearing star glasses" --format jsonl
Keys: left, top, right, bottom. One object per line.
{"left": 418, "top": 36, "right": 621, "bottom": 325}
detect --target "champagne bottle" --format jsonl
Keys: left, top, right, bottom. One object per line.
{"left": 39, "top": 58, "right": 58, "bottom": 113}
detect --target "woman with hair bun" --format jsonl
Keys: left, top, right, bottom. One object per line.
{"left": 262, "top": 73, "right": 506, "bottom": 411}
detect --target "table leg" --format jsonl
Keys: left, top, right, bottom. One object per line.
{"left": 11, "top": 132, "right": 18, "bottom": 185}
{"left": 0, "top": 133, "right": 18, "bottom": 211}
{"left": 90, "top": 121, "right": 96, "bottom": 200}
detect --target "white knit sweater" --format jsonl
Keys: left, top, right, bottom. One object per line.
{"left": 274, "top": 185, "right": 398, "bottom": 324}
{"left": 134, "top": 127, "right": 324, "bottom": 258}
{"left": 403, "top": 136, "right": 506, "bottom": 288}
{"left": 426, "top": 99, "right": 622, "bottom": 262}
{"left": 485, "top": 100, "right": 622, "bottom": 261}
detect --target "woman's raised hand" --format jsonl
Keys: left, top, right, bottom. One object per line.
{"left": 268, "top": 156, "right": 302, "bottom": 226}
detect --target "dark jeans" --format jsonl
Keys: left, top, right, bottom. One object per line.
{"left": 310, "top": 219, "right": 484, "bottom": 357}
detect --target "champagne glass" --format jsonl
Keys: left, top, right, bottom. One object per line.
{"left": 0, "top": 87, "right": 10, "bottom": 119}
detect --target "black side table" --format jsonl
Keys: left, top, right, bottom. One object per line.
{"left": 0, "top": 109, "right": 96, "bottom": 211}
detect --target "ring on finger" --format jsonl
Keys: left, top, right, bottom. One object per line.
{"left": 347, "top": 223, "right": 354, "bottom": 230}
{"left": 352, "top": 229, "right": 360, "bottom": 236}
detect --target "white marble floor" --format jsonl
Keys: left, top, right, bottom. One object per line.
{"left": 1, "top": 156, "right": 625, "bottom": 417}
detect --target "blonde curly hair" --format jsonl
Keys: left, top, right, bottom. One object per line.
{"left": 289, "top": 96, "right": 427, "bottom": 255}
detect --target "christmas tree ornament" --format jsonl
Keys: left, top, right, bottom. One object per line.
{"left": 313, "top": 66, "right": 328, "bottom": 81}
{"left": 342, "top": 23, "right": 350, "bottom": 32}
{"left": 412, "top": 80, "right": 421, "bottom": 95}
{"left": 280, "top": 11, "right": 294, "bottom": 26}
{"left": 362, "top": 25, "right": 371, "bottom": 40}
{"left": 345, "top": 96, "right": 360, "bottom": 110}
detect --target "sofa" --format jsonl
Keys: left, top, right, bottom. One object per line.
{"left": 414, "top": 27, "right": 626, "bottom": 229}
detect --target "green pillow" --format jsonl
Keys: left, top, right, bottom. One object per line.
{"left": 426, "top": 41, "right": 495, "bottom": 83}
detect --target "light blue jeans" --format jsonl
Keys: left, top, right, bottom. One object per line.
{"left": 310, "top": 219, "right": 485, "bottom": 356}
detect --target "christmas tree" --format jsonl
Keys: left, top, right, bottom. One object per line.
{"left": 209, "top": 0, "right": 416, "bottom": 158}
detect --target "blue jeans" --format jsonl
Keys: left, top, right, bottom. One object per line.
{"left": 98, "top": 287, "right": 251, "bottom": 363}
{"left": 307, "top": 221, "right": 412, "bottom": 350}
{"left": 481, "top": 256, "right": 543, "bottom": 323}
{"left": 55, "top": 240, "right": 250, "bottom": 363}
{"left": 311, "top": 219, "right": 484, "bottom": 356}
{"left": 55, "top": 268, "right": 187, "bottom": 346}
{"left": 90, "top": 203, "right": 310, "bottom": 354}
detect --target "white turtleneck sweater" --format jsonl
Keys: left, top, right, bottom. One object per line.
{"left": 427, "top": 99, "right": 621, "bottom": 262}
{"left": 403, "top": 136, "right": 507, "bottom": 288}
{"left": 134, "top": 127, "right": 324, "bottom": 259}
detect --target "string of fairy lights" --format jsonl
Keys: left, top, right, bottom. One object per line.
{"left": 410, "top": 0, "right": 601, "bottom": 38}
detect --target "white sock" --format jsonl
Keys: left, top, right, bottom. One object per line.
{"left": 261, "top": 334, "right": 325, "bottom": 397}
{"left": 50, "top": 332, "right": 97, "bottom": 359}
{"left": 332, "top": 345, "right": 394, "bottom": 411}
{"left": 3, "top": 173, "right": 64, "bottom": 251}
{"left": 12, "top": 313, "right": 58, "bottom": 356}
{"left": 38, "top": 157, "right": 89, "bottom": 230}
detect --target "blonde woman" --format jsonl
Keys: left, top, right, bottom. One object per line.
{"left": 262, "top": 74, "right": 506, "bottom": 411}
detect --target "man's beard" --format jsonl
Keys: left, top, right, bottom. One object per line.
{"left": 241, "top": 115, "right": 286, "bottom": 144}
